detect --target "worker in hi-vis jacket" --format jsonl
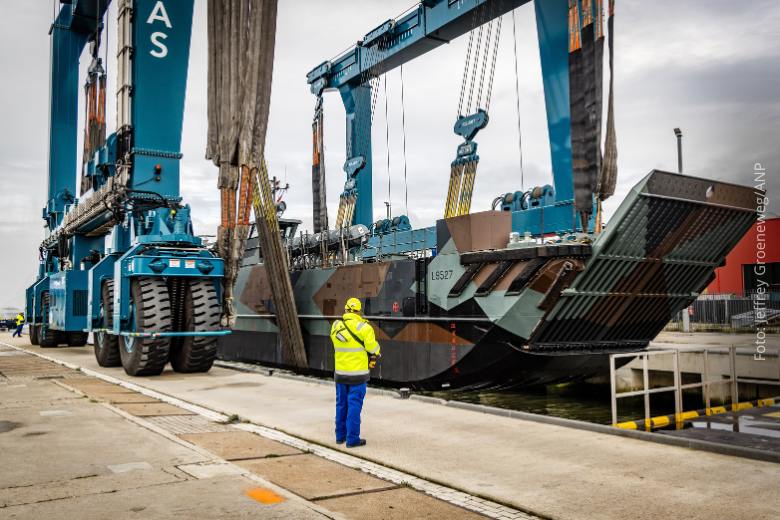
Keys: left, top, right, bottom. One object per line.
{"left": 329, "top": 297, "right": 380, "bottom": 448}
{"left": 12, "top": 313, "right": 24, "bottom": 338}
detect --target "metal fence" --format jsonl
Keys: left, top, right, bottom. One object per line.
{"left": 610, "top": 346, "right": 780, "bottom": 428}
{"left": 665, "top": 293, "right": 780, "bottom": 333}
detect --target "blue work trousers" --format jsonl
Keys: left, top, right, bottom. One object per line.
{"left": 335, "top": 382, "right": 366, "bottom": 445}
{"left": 12, "top": 325, "right": 23, "bottom": 337}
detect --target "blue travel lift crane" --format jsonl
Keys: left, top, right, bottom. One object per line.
{"left": 25, "top": 0, "right": 229, "bottom": 376}
{"left": 306, "top": 0, "right": 598, "bottom": 257}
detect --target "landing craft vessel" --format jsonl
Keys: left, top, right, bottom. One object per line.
{"left": 218, "top": 0, "right": 761, "bottom": 388}
{"left": 221, "top": 172, "right": 758, "bottom": 389}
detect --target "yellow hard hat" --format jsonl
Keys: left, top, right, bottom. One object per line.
{"left": 345, "top": 297, "right": 362, "bottom": 313}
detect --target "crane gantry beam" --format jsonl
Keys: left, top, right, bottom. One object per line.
{"left": 306, "top": 0, "right": 576, "bottom": 231}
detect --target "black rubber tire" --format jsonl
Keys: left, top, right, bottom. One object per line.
{"left": 29, "top": 324, "right": 39, "bottom": 345}
{"left": 119, "top": 277, "right": 172, "bottom": 376}
{"left": 39, "top": 293, "right": 58, "bottom": 348}
{"left": 170, "top": 279, "right": 220, "bottom": 373}
{"left": 67, "top": 332, "right": 88, "bottom": 347}
{"left": 167, "top": 278, "right": 187, "bottom": 356}
{"left": 94, "top": 280, "right": 121, "bottom": 366}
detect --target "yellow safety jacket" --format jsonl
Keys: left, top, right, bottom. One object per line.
{"left": 15, "top": 314, "right": 24, "bottom": 326}
{"left": 330, "top": 312, "right": 380, "bottom": 384}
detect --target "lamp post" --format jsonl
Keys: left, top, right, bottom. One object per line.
{"left": 673, "top": 127, "right": 683, "bottom": 174}
{"left": 673, "top": 128, "right": 691, "bottom": 331}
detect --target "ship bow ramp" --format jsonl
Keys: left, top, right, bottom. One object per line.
{"left": 421, "top": 170, "right": 757, "bottom": 386}
{"left": 529, "top": 170, "right": 759, "bottom": 353}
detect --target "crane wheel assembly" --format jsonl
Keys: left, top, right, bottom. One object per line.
{"left": 38, "top": 293, "right": 58, "bottom": 349}
{"left": 169, "top": 279, "right": 221, "bottom": 373}
{"left": 29, "top": 323, "right": 40, "bottom": 346}
{"left": 119, "top": 278, "right": 173, "bottom": 377}
{"left": 94, "top": 280, "right": 121, "bottom": 367}
{"left": 67, "top": 332, "right": 88, "bottom": 347}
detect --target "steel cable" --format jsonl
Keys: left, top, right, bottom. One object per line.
{"left": 511, "top": 10, "right": 525, "bottom": 190}
{"left": 458, "top": 29, "right": 476, "bottom": 116}
{"left": 465, "top": 23, "right": 484, "bottom": 115}
{"left": 485, "top": 16, "right": 503, "bottom": 111}
{"left": 400, "top": 65, "right": 409, "bottom": 216}
{"left": 384, "top": 73, "right": 391, "bottom": 214}
{"left": 475, "top": 19, "right": 494, "bottom": 110}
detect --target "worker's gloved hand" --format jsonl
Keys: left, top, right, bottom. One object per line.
{"left": 368, "top": 355, "right": 378, "bottom": 369}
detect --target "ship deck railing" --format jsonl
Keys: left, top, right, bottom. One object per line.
{"left": 362, "top": 226, "right": 437, "bottom": 261}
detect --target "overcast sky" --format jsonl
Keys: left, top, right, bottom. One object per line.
{"left": 1, "top": 0, "right": 778, "bottom": 311}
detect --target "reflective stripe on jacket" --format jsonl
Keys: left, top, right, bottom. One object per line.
{"left": 15, "top": 314, "right": 24, "bottom": 326}
{"left": 330, "top": 312, "right": 380, "bottom": 384}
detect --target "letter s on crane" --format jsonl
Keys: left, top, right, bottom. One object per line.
{"left": 147, "top": 1, "right": 172, "bottom": 59}
{"left": 150, "top": 32, "right": 169, "bottom": 58}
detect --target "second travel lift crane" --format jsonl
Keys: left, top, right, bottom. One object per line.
{"left": 306, "top": 0, "right": 599, "bottom": 241}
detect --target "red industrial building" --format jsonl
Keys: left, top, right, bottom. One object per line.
{"left": 706, "top": 216, "right": 779, "bottom": 295}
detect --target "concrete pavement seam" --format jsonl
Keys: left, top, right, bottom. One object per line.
{"left": 0, "top": 475, "right": 193, "bottom": 510}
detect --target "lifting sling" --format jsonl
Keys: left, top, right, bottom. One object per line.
{"left": 596, "top": 0, "right": 618, "bottom": 231}
{"left": 312, "top": 94, "right": 328, "bottom": 233}
{"left": 570, "top": 0, "right": 612, "bottom": 231}
{"left": 206, "top": 0, "right": 307, "bottom": 368}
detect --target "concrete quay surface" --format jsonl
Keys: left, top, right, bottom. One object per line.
{"left": 0, "top": 339, "right": 497, "bottom": 520}
{"left": 0, "top": 348, "right": 324, "bottom": 519}
{"left": 4, "top": 333, "right": 780, "bottom": 520}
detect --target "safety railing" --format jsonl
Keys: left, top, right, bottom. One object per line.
{"left": 665, "top": 293, "right": 780, "bottom": 333}
{"left": 610, "top": 346, "right": 780, "bottom": 430}
{"left": 368, "top": 226, "right": 435, "bottom": 261}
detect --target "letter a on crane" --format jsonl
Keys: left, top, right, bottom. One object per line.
{"left": 147, "top": 1, "right": 173, "bottom": 28}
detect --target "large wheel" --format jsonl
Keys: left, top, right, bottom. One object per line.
{"left": 67, "top": 332, "right": 88, "bottom": 347}
{"left": 39, "top": 293, "right": 58, "bottom": 348}
{"left": 94, "top": 280, "right": 121, "bottom": 366}
{"left": 29, "top": 323, "right": 39, "bottom": 345}
{"left": 170, "top": 279, "right": 220, "bottom": 373}
{"left": 119, "top": 277, "right": 172, "bottom": 376}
